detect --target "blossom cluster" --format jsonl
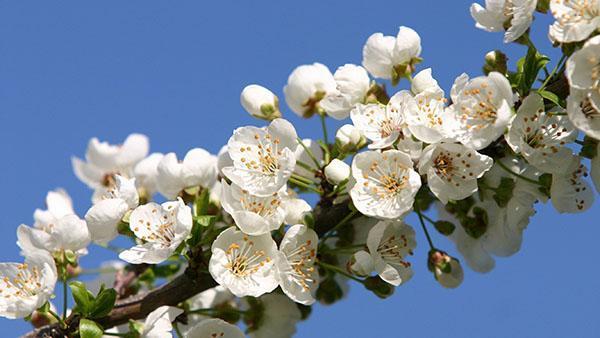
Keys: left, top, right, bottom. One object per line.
{"left": 2, "top": 1, "right": 600, "bottom": 337}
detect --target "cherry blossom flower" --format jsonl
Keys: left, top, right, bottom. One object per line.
{"left": 248, "top": 293, "right": 302, "bottom": 338}
{"left": 551, "top": 157, "right": 595, "bottom": 213}
{"left": 283, "top": 63, "right": 337, "bottom": 118}
{"left": 324, "top": 159, "right": 350, "bottom": 185}
{"left": 223, "top": 118, "right": 298, "bottom": 196}
{"left": 85, "top": 175, "right": 139, "bottom": 245}
{"left": 411, "top": 68, "right": 441, "bottom": 94}
{"left": 350, "top": 93, "right": 422, "bottom": 157}
{"left": 362, "top": 26, "right": 422, "bottom": 81}
{"left": 119, "top": 199, "right": 192, "bottom": 264}
{"left": 429, "top": 250, "right": 464, "bottom": 289}
{"left": 209, "top": 227, "right": 278, "bottom": 297}
{"left": 275, "top": 224, "right": 318, "bottom": 305}
{"left": 350, "top": 150, "right": 421, "bottom": 219}
{"left": 470, "top": 0, "right": 537, "bottom": 43}
{"left": 335, "top": 124, "right": 363, "bottom": 152}
{"left": 133, "top": 153, "right": 165, "bottom": 198}
{"left": 418, "top": 143, "right": 493, "bottom": 204}
{"left": 281, "top": 196, "right": 312, "bottom": 225}
{"left": 156, "top": 148, "right": 218, "bottom": 199}
{"left": 320, "top": 64, "right": 370, "bottom": 120}
{"left": 0, "top": 250, "right": 57, "bottom": 319}
{"left": 241, "top": 84, "right": 281, "bottom": 121}
{"left": 365, "top": 220, "right": 416, "bottom": 286}
{"left": 549, "top": 0, "right": 600, "bottom": 43}
{"left": 567, "top": 88, "right": 600, "bottom": 139}
{"left": 17, "top": 214, "right": 90, "bottom": 258}
{"left": 32, "top": 189, "right": 74, "bottom": 229}
{"left": 449, "top": 71, "right": 514, "bottom": 150}
{"left": 506, "top": 93, "right": 577, "bottom": 174}
{"left": 221, "top": 180, "right": 286, "bottom": 235}
{"left": 139, "top": 306, "right": 183, "bottom": 338}
{"left": 72, "top": 133, "right": 149, "bottom": 190}
{"left": 185, "top": 318, "right": 244, "bottom": 338}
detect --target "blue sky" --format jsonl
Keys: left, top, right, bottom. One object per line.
{"left": 1, "top": 1, "right": 599, "bottom": 337}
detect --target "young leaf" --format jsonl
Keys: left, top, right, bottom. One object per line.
{"left": 433, "top": 221, "right": 456, "bottom": 236}
{"left": 69, "top": 281, "right": 94, "bottom": 316}
{"left": 79, "top": 319, "right": 103, "bottom": 338}
{"left": 89, "top": 288, "right": 117, "bottom": 319}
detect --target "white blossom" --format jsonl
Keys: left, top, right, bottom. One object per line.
{"left": 209, "top": 227, "right": 278, "bottom": 297}
{"left": 362, "top": 26, "right": 421, "bottom": 80}
{"left": 223, "top": 118, "right": 298, "bottom": 196}
{"left": 156, "top": 148, "right": 218, "bottom": 199}
{"left": 133, "top": 153, "right": 165, "bottom": 197}
{"left": 241, "top": 84, "right": 281, "bottom": 120}
{"left": 567, "top": 88, "right": 600, "bottom": 139}
{"left": 221, "top": 180, "right": 286, "bottom": 235}
{"left": 282, "top": 197, "right": 312, "bottom": 225}
{"left": 85, "top": 175, "right": 139, "bottom": 245}
{"left": 119, "top": 199, "right": 192, "bottom": 264}
{"left": 350, "top": 93, "right": 422, "bottom": 157}
{"left": 17, "top": 214, "right": 90, "bottom": 257}
{"left": 470, "top": 0, "right": 537, "bottom": 43}
{"left": 0, "top": 250, "right": 57, "bottom": 319}
{"left": 349, "top": 250, "right": 374, "bottom": 277}
{"left": 139, "top": 306, "right": 183, "bottom": 338}
{"left": 32, "top": 189, "right": 74, "bottom": 229}
{"left": 335, "top": 124, "right": 363, "bottom": 151}
{"left": 411, "top": 68, "right": 441, "bottom": 94}
{"left": 506, "top": 93, "right": 577, "bottom": 174}
{"left": 418, "top": 143, "right": 493, "bottom": 204}
{"left": 324, "top": 159, "right": 350, "bottom": 185}
{"left": 549, "top": 0, "right": 600, "bottom": 43}
{"left": 283, "top": 63, "right": 337, "bottom": 118}
{"left": 185, "top": 318, "right": 244, "bottom": 338}
{"left": 248, "top": 293, "right": 301, "bottom": 338}
{"left": 320, "top": 64, "right": 370, "bottom": 120}
{"left": 275, "top": 224, "right": 318, "bottom": 305}
{"left": 366, "top": 221, "right": 416, "bottom": 286}
{"left": 551, "top": 157, "right": 595, "bottom": 213}
{"left": 450, "top": 72, "right": 514, "bottom": 150}
{"left": 72, "top": 133, "right": 149, "bottom": 190}
{"left": 350, "top": 150, "right": 421, "bottom": 219}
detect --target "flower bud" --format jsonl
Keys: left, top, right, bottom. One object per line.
{"left": 283, "top": 198, "right": 312, "bottom": 225}
{"left": 335, "top": 124, "right": 363, "bottom": 152}
{"left": 283, "top": 63, "right": 337, "bottom": 118}
{"left": 428, "top": 250, "right": 464, "bottom": 289}
{"left": 483, "top": 50, "right": 507, "bottom": 75}
{"left": 324, "top": 159, "right": 350, "bottom": 185}
{"left": 364, "top": 276, "right": 395, "bottom": 299}
{"left": 411, "top": 68, "right": 440, "bottom": 95}
{"left": 240, "top": 84, "right": 281, "bottom": 121}
{"left": 348, "top": 250, "right": 373, "bottom": 277}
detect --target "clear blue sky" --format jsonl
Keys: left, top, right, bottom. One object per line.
{"left": 1, "top": 1, "right": 598, "bottom": 337}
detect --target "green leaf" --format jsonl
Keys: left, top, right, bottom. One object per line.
{"left": 152, "top": 263, "right": 181, "bottom": 278}
{"left": 519, "top": 44, "right": 549, "bottom": 96}
{"left": 195, "top": 188, "right": 210, "bottom": 216}
{"left": 69, "top": 281, "right": 94, "bottom": 316}
{"left": 580, "top": 136, "right": 599, "bottom": 159}
{"left": 538, "top": 89, "right": 562, "bottom": 107}
{"left": 433, "top": 221, "right": 456, "bottom": 236}
{"left": 89, "top": 288, "right": 116, "bottom": 319}
{"left": 79, "top": 319, "right": 103, "bottom": 338}
{"left": 492, "top": 177, "right": 516, "bottom": 208}
{"left": 64, "top": 250, "right": 77, "bottom": 266}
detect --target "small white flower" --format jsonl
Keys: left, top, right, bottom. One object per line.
{"left": 185, "top": 318, "right": 244, "bottom": 338}
{"left": 133, "top": 153, "right": 165, "bottom": 197}
{"left": 248, "top": 293, "right": 301, "bottom": 338}
{"left": 362, "top": 26, "right": 422, "bottom": 81}
{"left": 282, "top": 197, "right": 312, "bottom": 225}
{"left": 320, "top": 64, "right": 370, "bottom": 120}
{"left": 32, "top": 189, "right": 74, "bottom": 229}
{"left": 275, "top": 224, "right": 318, "bottom": 305}
{"left": 241, "top": 84, "right": 281, "bottom": 120}
{"left": 411, "top": 68, "right": 441, "bottom": 95}
{"left": 17, "top": 214, "right": 90, "bottom": 257}
{"left": 470, "top": 0, "right": 537, "bottom": 43}
{"left": 551, "top": 157, "right": 595, "bottom": 213}
{"left": 140, "top": 306, "right": 183, "bottom": 338}
{"left": 350, "top": 93, "right": 422, "bottom": 157}
{"left": 283, "top": 63, "right": 337, "bottom": 118}
{"left": 324, "top": 159, "right": 350, "bottom": 185}
{"left": 366, "top": 221, "right": 416, "bottom": 286}
{"left": 566, "top": 88, "right": 600, "bottom": 139}
{"left": 335, "top": 124, "right": 363, "bottom": 151}
{"left": 223, "top": 118, "right": 298, "bottom": 196}
{"left": 85, "top": 175, "right": 139, "bottom": 245}
{"left": 349, "top": 250, "right": 374, "bottom": 277}
{"left": 506, "top": 93, "right": 577, "bottom": 174}
{"left": 549, "top": 0, "right": 600, "bottom": 43}
{"left": 450, "top": 72, "right": 514, "bottom": 150}
{"left": 404, "top": 84, "right": 458, "bottom": 144}
{"left": 72, "top": 133, "right": 149, "bottom": 190}
{"left": 350, "top": 150, "right": 421, "bottom": 219}
{"left": 119, "top": 199, "right": 192, "bottom": 264}
{"left": 221, "top": 180, "right": 286, "bottom": 235}
{"left": 156, "top": 148, "right": 218, "bottom": 199}
{"left": 0, "top": 250, "right": 57, "bottom": 319}
{"left": 209, "top": 227, "right": 278, "bottom": 297}
{"left": 418, "top": 143, "right": 493, "bottom": 204}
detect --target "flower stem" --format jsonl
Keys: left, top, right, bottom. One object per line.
{"left": 62, "top": 277, "right": 68, "bottom": 320}
{"left": 318, "top": 261, "right": 364, "bottom": 284}
{"left": 47, "top": 309, "right": 65, "bottom": 328}
{"left": 291, "top": 173, "right": 315, "bottom": 185}
{"left": 174, "top": 322, "right": 184, "bottom": 338}
{"left": 289, "top": 177, "right": 323, "bottom": 194}
{"left": 320, "top": 113, "right": 329, "bottom": 145}
{"left": 296, "top": 159, "right": 318, "bottom": 172}
{"left": 496, "top": 160, "right": 542, "bottom": 185}
{"left": 539, "top": 54, "right": 567, "bottom": 92}
{"left": 297, "top": 137, "right": 322, "bottom": 169}
{"left": 415, "top": 209, "right": 434, "bottom": 250}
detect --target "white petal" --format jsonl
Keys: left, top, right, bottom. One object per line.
{"left": 85, "top": 199, "right": 128, "bottom": 245}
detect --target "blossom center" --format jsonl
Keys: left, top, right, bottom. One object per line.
{"left": 285, "top": 240, "right": 316, "bottom": 291}
{"left": 433, "top": 153, "right": 455, "bottom": 180}
{"left": 377, "top": 234, "right": 412, "bottom": 268}
{"left": 1, "top": 264, "right": 43, "bottom": 300}
{"left": 554, "top": 0, "right": 599, "bottom": 25}
{"left": 580, "top": 97, "right": 600, "bottom": 120}
{"left": 459, "top": 85, "right": 498, "bottom": 130}
{"left": 224, "top": 237, "right": 271, "bottom": 277}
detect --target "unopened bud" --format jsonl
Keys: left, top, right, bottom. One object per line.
{"left": 30, "top": 311, "right": 54, "bottom": 328}
{"left": 324, "top": 159, "right": 350, "bottom": 185}
{"left": 240, "top": 84, "right": 281, "bottom": 121}
{"left": 483, "top": 50, "right": 508, "bottom": 75}
{"left": 348, "top": 250, "right": 373, "bottom": 277}
{"left": 336, "top": 124, "right": 363, "bottom": 152}
{"left": 428, "top": 250, "right": 464, "bottom": 289}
